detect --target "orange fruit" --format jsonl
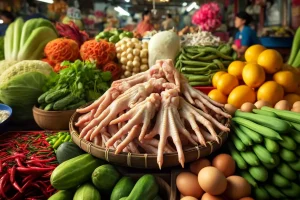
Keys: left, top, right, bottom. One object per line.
{"left": 212, "top": 71, "right": 227, "bottom": 88}
{"left": 283, "top": 94, "right": 300, "bottom": 105}
{"left": 245, "top": 45, "right": 266, "bottom": 63}
{"left": 208, "top": 89, "right": 227, "bottom": 104}
{"left": 227, "top": 85, "right": 256, "bottom": 108}
{"left": 273, "top": 71, "right": 298, "bottom": 93}
{"left": 228, "top": 61, "right": 246, "bottom": 80}
{"left": 257, "top": 81, "right": 284, "bottom": 106}
{"left": 242, "top": 63, "right": 266, "bottom": 88}
{"left": 257, "top": 49, "right": 283, "bottom": 74}
{"left": 217, "top": 73, "right": 239, "bottom": 95}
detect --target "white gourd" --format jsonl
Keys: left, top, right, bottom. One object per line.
{"left": 148, "top": 31, "right": 181, "bottom": 67}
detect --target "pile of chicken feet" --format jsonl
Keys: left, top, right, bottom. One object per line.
{"left": 75, "top": 59, "right": 231, "bottom": 168}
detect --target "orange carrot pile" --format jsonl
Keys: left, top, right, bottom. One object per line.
{"left": 80, "top": 39, "right": 116, "bottom": 67}
{"left": 102, "top": 61, "right": 121, "bottom": 80}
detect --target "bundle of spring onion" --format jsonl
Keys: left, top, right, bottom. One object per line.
{"left": 175, "top": 44, "right": 237, "bottom": 86}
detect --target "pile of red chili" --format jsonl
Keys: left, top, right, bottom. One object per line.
{"left": 0, "top": 131, "right": 57, "bottom": 200}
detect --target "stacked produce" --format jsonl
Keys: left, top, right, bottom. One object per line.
{"left": 37, "top": 60, "right": 112, "bottom": 111}
{"left": 116, "top": 37, "right": 149, "bottom": 78}
{"left": 210, "top": 44, "right": 300, "bottom": 107}
{"left": 96, "top": 29, "right": 134, "bottom": 43}
{"left": 288, "top": 26, "right": 300, "bottom": 67}
{"left": 180, "top": 30, "right": 222, "bottom": 47}
{"left": 175, "top": 44, "right": 236, "bottom": 86}
{"left": 75, "top": 59, "right": 231, "bottom": 168}
{"left": 177, "top": 154, "right": 253, "bottom": 200}
{"left": 0, "top": 60, "right": 53, "bottom": 120}
{"left": 261, "top": 26, "right": 294, "bottom": 38}
{"left": 4, "top": 18, "right": 58, "bottom": 61}
{"left": 228, "top": 108, "right": 300, "bottom": 199}
{"left": 46, "top": 131, "right": 72, "bottom": 150}
{"left": 0, "top": 131, "right": 58, "bottom": 199}
{"left": 49, "top": 154, "right": 163, "bottom": 200}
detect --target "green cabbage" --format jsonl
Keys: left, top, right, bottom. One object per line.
{"left": 0, "top": 60, "right": 53, "bottom": 121}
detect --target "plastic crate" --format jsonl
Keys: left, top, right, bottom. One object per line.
{"left": 260, "top": 37, "right": 293, "bottom": 48}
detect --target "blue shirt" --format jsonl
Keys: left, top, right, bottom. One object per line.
{"left": 235, "top": 26, "right": 261, "bottom": 47}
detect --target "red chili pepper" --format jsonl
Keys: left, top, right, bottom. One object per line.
{"left": 0, "top": 173, "right": 9, "bottom": 199}
{"left": 9, "top": 191, "right": 23, "bottom": 200}
{"left": 12, "top": 181, "right": 23, "bottom": 193}
{"left": 10, "top": 166, "right": 16, "bottom": 183}
{"left": 21, "top": 179, "right": 33, "bottom": 191}
{"left": 16, "top": 167, "right": 55, "bottom": 174}
{"left": 21, "top": 175, "right": 36, "bottom": 184}
{"left": 15, "top": 157, "right": 24, "bottom": 167}
{"left": 27, "top": 157, "right": 56, "bottom": 163}
{"left": 31, "top": 183, "right": 48, "bottom": 198}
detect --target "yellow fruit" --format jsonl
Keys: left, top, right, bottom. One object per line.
{"left": 208, "top": 89, "right": 227, "bottom": 104}
{"left": 242, "top": 63, "right": 266, "bottom": 88}
{"left": 257, "top": 49, "right": 283, "bottom": 74}
{"left": 217, "top": 73, "right": 239, "bottom": 95}
{"left": 228, "top": 61, "right": 246, "bottom": 80}
{"left": 283, "top": 94, "right": 300, "bottom": 105}
{"left": 257, "top": 81, "right": 284, "bottom": 106}
{"left": 227, "top": 85, "right": 256, "bottom": 109}
{"left": 212, "top": 71, "right": 227, "bottom": 88}
{"left": 245, "top": 45, "right": 266, "bottom": 63}
{"left": 273, "top": 71, "right": 298, "bottom": 93}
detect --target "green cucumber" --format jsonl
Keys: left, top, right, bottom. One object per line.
{"left": 253, "top": 145, "right": 274, "bottom": 164}
{"left": 264, "top": 138, "right": 279, "bottom": 153}
{"left": 45, "top": 89, "right": 69, "bottom": 104}
{"left": 264, "top": 184, "right": 286, "bottom": 199}
{"left": 232, "top": 117, "right": 282, "bottom": 140}
{"left": 231, "top": 134, "right": 246, "bottom": 151}
{"left": 234, "top": 110, "right": 290, "bottom": 133}
{"left": 73, "top": 182, "right": 101, "bottom": 200}
{"left": 111, "top": 177, "right": 135, "bottom": 200}
{"left": 126, "top": 174, "right": 159, "bottom": 200}
{"left": 289, "top": 121, "right": 300, "bottom": 131}
{"left": 53, "top": 94, "right": 76, "bottom": 111}
{"left": 289, "top": 160, "right": 300, "bottom": 171}
{"left": 44, "top": 103, "right": 54, "bottom": 111}
{"left": 249, "top": 166, "right": 268, "bottom": 182}
{"left": 38, "top": 89, "right": 53, "bottom": 104}
{"left": 92, "top": 164, "right": 120, "bottom": 194}
{"left": 66, "top": 100, "right": 86, "bottom": 110}
{"left": 272, "top": 173, "right": 290, "bottom": 188}
{"left": 280, "top": 182, "right": 300, "bottom": 198}
{"left": 48, "top": 190, "right": 73, "bottom": 200}
{"left": 252, "top": 109, "right": 277, "bottom": 117}
{"left": 240, "top": 171, "right": 257, "bottom": 187}
{"left": 280, "top": 148, "right": 297, "bottom": 162}
{"left": 290, "top": 129, "right": 300, "bottom": 143}
{"left": 278, "top": 135, "right": 297, "bottom": 150}
{"left": 261, "top": 106, "right": 300, "bottom": 123}
{"left": 56, "top": 142, "right": 84, "bottom": 164}
{"left": 254, "top": 187, "right": 270, "bottom": 200}
{"left": 228, "top": 143, "right": 247, "bottom": 169}
{"left": 50, "top": 154, "right": 105, "bottom": 190}
{"left": 240, "top": 151, "right": 260, "bottom": 166}
{"left": 239, "top": 124, "right": 263, "bottom": 143}
{"left": 261, "top": 154, "right": 280, "bottom": 170}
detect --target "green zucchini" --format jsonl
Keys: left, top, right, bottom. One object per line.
{"left": 53, "top": 94, "right": 76, "bottom": 111}
{"left": 111, "top": 177, "right": 135, "bottom": 200}
{"left": 66, "top": 100, "right": 86, "bottom": 110}
{"left": 73, "top": 182, "right": 101, "bottom": 200}
{"left": 45, "top": 89, "right": 69, "bottom": 103}
{"left": 261, "top": 106, "right": 300, "bottom": 123}
{"left": 48, "top": 190, "right": 73, "bottom": 200}
{"left": 38, "top": 89, "right": 53, "bottom": 104}
{"left": 50, "top": 154, "right": 105, "bottom": 190}
{"left": 252, "top": 109, "right": 277, "bottom": 117}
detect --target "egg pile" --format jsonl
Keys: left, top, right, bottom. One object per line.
{"left": 176, "top": 154, "right": 253, "bottom": 200}
{"left": 115, "top": 38, "right": 149, "bottom": 78}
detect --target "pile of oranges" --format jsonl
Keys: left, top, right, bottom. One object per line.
{"left": 209, "top": 45, "right": 300, "bottom": 108}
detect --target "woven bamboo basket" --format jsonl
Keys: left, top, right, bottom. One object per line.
{"left": 69, "top": 110, "right": 230, "bottom": 169}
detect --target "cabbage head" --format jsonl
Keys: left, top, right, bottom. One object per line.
{"left": 0, "top": 60, "right": 52, "bottom": 121}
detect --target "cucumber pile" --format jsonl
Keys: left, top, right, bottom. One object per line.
{"left": 37, "top": 60, "right": 112, "bottom": 111}
{"left": 49, "top": 154, "right": 162, "bottom": 200}
{"left": 228, "top": 107, "right": 300, "bottom": 199}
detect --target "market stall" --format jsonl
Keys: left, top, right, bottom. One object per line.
{"left": 0, "top": 0, "right": 300, "bottom": 199}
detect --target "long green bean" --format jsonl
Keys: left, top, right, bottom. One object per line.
{"left": 189, "top": 81, "right": 212, "bottom": 86}
{"left": 181, "top": 60, "right": 212, "bottom": 67}
{"left": 213, "top": 59, "right": 225, "bottom": 70}
{"left": 184, "top": 74, "right": 210, "bottom": 82}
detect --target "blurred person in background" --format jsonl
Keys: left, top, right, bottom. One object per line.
{"left": 135, "top": 10, "right": 154, "bottom": 37}
{"left": 162, "top": 14, "right": 176, "bottom": 30}
{"left": 25, "top": 3, "right": 47, "bottom": 21}
{"left": 232, "top": 11, "right": 260, "bottom": 58}
{"left": 0, "top": 10, "right": 14, "bottom": 36}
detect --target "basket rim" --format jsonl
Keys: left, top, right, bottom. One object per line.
{"left": 33, "top": 105, "right": 76, "bottom": 113}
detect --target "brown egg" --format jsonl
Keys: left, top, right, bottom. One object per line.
{"left": 180, "top": 194, "right": 185, "bottom": 199}
{"left": 293, "top": 101, "right": 300, "bottom": 108}
{"left": 176, "top": 172, "right": 204, "bottom": 198}
{"left": 201, "top": 193, "right": 224, "bottom": 200}
{"left": 254, "top": 100, "right": 272, "bottom": 109}
{"left": 224, "top": 104, "right": 237, "bottom": 116}
{"left": 224, "top": 176, "right": 251, "bottom": 200}
{"left": 212, "top": 154, "right": 236, "bottom": 177}
{"left": 198, "top": 167, "right": 227, "bottom": 196}
{"left": 291, "top": 107, "right": 300, "bottom": 113}
{"left": 274, "top": 100, "right": 291, "bottom": 110}
{"left": 239, "top": 198, "right": 254, "bottom": 200}
{"left": 181, "top": 196, "right": 198, "bottom": 200}
{"left": 190, "top": 159, "right": 211, "bottom": 175}
{"left": 240, "top": 102, "right": 256, "bottom": 112}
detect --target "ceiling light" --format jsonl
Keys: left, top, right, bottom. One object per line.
{"left": 125, "top": 0, "right": 130, "bottom": 2}
{"left": 36, "top": 0, "right": 54, "bottom": 3}
{"left": 114, "top": 6, "right": 130, "bottom": 16}
{"left": 0, "top": 20, "right": 3, "bottom": 24}
{"left": 182, "top": 2, "right": 188, "bottom": 6}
